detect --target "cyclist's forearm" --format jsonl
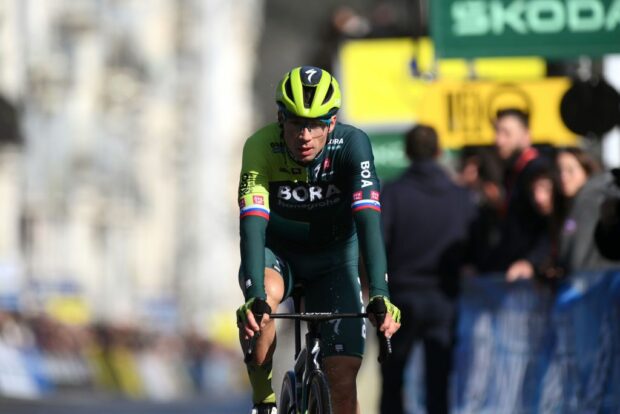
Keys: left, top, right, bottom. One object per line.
{"left": 240, "top": 216, "right": 268, "bottom": 299}
{"left": 354, "top": 209, "right": 390, "bottom": 298}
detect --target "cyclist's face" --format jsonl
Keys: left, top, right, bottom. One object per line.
{"left": 281, "top": 115, "right": 335, "bottom": 164}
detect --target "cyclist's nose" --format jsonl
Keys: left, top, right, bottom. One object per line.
{"left": 297, "top": 127, "right": 313, "bottom": 141}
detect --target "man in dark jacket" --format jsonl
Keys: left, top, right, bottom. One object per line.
{"left": 484, "top": 108, "right": 552, "bottom": 281}
{"left": 379, "top": 124, "right": 476, "bottom": 414}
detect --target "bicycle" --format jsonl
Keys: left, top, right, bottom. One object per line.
{"left": 244, "top": 291, "right": 392, "bottom": 414}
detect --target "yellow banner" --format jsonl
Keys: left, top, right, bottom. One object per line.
{"left": 417, "top": 79, "right": 578, "bottom": 149}
{"left": 338, "top": 37, "right": 546, "bottom": 127}
{"left": 339, "top": 38, "right": 426, "bottom": 126}
{"left": 338, "top": 38, "right": 577, "bottom": 148}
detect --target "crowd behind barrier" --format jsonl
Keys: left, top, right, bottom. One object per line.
{"left": 0, "top": 312, "right": 247, "bottom": 401}
{"left": 403, "top": 269, "right": 620, "bottom": 414}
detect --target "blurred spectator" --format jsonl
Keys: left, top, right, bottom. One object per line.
{"left": 331, "top": 6, "right": 372, "bottom": 38}
{"left": 0, "top": 309, "right": 247, "bottom": 401}
{"left": 0, "top": 311, "right": 35, "bottom": 348}
{"left": 312, "top": 2, "right": 410, "bottom": 73}
{"left": 312, "top": 6, "right": 371, "bottom": 72}
{"left": 594, "top": 168, "right": 620, "bottom": 261}
{"left": 458, "top": 147, "right": 503, "bottom": 273}
{"left": 89, "top": 323, "right": 120, "bottom": 392}
{"left": 526, "top": 167, "right": 568, "bottom": 282}
{"left": 554, "top": 147, "right": 620, "bottom": 273}
{"left": 484, "top": 108, "right": 551, "bottom": 282}
{"left": 530, "top": 171, "right": 556, "bottom": 217}
{"left": 367, "top": 1, "right": 408, "bottom": 38}
{"left": 136, "top": 333, "right": 191, "bottom": 401}
{"left": 380, "top": 124, "right": 476, "bottom": 414}
{"left": 184, "top": 331, "right": 209, "bottom": 392}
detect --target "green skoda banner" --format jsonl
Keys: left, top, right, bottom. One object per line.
{"left": 430, "top": 0, "right": 620, "bottom": 58}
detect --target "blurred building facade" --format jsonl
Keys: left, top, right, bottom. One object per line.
{"left": 0, "top": 0, "right": 262, "bottom": 337}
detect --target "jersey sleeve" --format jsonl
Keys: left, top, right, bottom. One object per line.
{"left": 238, "top": 136, "right": 270, "bottom": 300}
{"left": 345, "top": 131, "right": 390, "bottom": 299}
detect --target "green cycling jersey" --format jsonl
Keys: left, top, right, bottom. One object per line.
{"left": 238, "top": 121, "right": 389, "bottom": 300}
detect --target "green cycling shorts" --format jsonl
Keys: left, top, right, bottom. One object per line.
{"left": 239, "top": 236, "right": 366, "bottom": 358}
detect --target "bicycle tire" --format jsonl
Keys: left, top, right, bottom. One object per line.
{"left": 307, "top": 371, "right": 332, "bottom": 414}
{"left": 279, "top": 371, "right": 297, "bottom": 414}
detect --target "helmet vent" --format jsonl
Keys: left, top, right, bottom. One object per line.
{"left": 303, "top": 86, "right": 316, "bottom": 109}
{"left": 322, "top": 83, "right": 334, "bottom": 105}
{"left": 284, "top": 78, "right": 294, "bottom": 102}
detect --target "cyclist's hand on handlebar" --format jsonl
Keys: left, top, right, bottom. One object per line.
{"left": 367, "top": 296, "right": 401, "bottom": 339}
{"left": 236, "top": 297, "right": 272, "bottom": 340}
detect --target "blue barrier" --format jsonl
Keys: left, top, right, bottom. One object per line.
{"left": 453, "top": 270, "right": 620, "bottom": 414}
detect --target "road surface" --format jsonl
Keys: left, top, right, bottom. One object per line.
{"left": 0, "top": 394, "right": 250, "bottom": 414}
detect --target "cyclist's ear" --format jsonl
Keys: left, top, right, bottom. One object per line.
{"left": 328, "top": 115, "right": 337, "bottom": 133}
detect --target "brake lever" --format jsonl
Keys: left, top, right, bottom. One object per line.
{"left": 374, "top": 311, "right": 393, "bottom": 363}
{"left": 243, "top": 299, "right": 271, "bottom": 364}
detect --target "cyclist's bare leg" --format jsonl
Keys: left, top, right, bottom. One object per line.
{"left": 239, "top": 268, "right": 285, "bottom": 407}
{"left": 253, "top": 267, "right": 284, "bottom": 364}
{"left": 323, "top": 355, "right": 362, "bottom": 414}
{"left": 239, "top": 267, "right": 284, "bottom": 364}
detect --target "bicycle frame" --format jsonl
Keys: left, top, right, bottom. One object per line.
{"left": 272, "top": 311, "right": 368, "bottom": 413}
{"left": 244, "top": 292, "right": 391, "bottom": 413}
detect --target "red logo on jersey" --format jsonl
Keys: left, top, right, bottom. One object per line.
{"left": 239, "top": 198, "right": 246, "bottom": 208}
{"left": 323, "top": 158, "right": 331, "bottom": 170}
{"left": 253, "top": 195, "right": 264, "bottom": 205}
{"left": 370, "top": 191, "right": 380, "bottom": 201}
{"left": 353, "top": 191, "right": 363, "bottom": 201}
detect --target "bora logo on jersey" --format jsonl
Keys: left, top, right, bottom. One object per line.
{"left": 277, "top": 183, "right": 341, "bottom": 203}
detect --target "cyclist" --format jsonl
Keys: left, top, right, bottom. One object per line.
{"left": 236, "top": 66, "right": 401, "bottom": 414}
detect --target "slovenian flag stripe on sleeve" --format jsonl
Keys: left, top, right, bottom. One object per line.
{"left": 351, "top": 199, "right": 381, "bottom": 213}
{"left": 240, "top": 205, "right": 270, "bottom": 220}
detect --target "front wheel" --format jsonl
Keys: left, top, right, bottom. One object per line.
{"left": 307, "top": 371, "right": 332, "bottom": 414}
{"left": 279, "top": 371, "right": 297, "bottom": 414}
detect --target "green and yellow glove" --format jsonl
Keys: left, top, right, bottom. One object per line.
{"left": 236, "top": 297, "right": 272, "bottom": 325}
{"left": 368, "top": 295, "right": 401, "bottom": 324}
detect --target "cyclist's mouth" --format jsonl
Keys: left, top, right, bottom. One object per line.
{"left": 299, "top": 147, "right": 313, "bottom": 156}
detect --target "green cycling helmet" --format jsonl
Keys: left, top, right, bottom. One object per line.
{"left": 276, "top": 66, "right": 341, "bottom": 119}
